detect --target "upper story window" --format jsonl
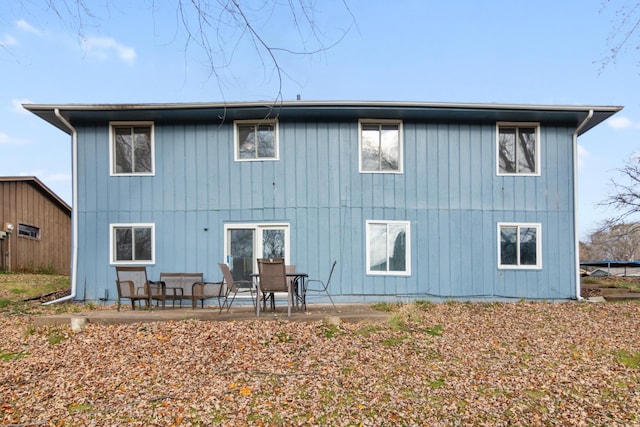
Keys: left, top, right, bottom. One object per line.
{"left": 366, "top": 220, "right": 411, "bottom": 275}
{"left": 110, "top": 223, "right": 155, "bottom": 264}
{"left": 359, "top": 120, "right": 403, "bottom": 173}
{"left": 234, "top": 120, "right": 279, "bottom": 161}
{"left": 110, "top": 122, "right": 154, "bottom": 175}
{"left": 498, "top": 223, "right": 541, "bottom": 269}
{"left": 18, "top": 223, "right": 40, "bottom": 239}
{"left": 497, "top": 123, "right": 540, "bottom": 176}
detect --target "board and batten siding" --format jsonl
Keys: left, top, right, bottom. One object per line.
{"left": 0, "top": 179, "right": 71, "bottom": 274}
{"left": 74, "top": 119, "right": 576, "bottom": 302}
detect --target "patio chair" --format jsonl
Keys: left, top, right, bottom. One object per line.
{"left": 286, "top": 264, "right": 300, "bottom": 309}
{"left": 115, "top": 266, "right": 165, "bottom": 311}
{"left": 257, "top": 258, "right": 292, "bottom": 317}
{"left": 303, "top": 260, "right": 339, "bottom": 312}
{"left": 192, "top": 280, "right": 225, "bottom": 309}
{"left": 160, "top": 272, "right": 204, "bottom": 308}
{"left": 218, "top": 263, "right": 255, "bottom": 313}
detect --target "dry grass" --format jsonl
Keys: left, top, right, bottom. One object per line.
{"left": 582, "top": 275, "right": 640, "bottom": 292}
{"left": 1, "top": 302, "right": 639, "bottom": 425}
{"left": 1, "top": 275, "right": 639, "bottom": 425}
{"left": 0, "top": 273, "right": 69, "bottom": 302}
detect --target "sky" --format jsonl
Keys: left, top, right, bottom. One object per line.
{"left": 1, "top": 0, "right": 639, "bottom": 240}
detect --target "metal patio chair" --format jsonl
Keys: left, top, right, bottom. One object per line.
{"left": 217, "top": 263, "right": 255, "bottom": 312}
{"left": 304, "top": 260, "right": 339, "bottom": 312}
{"left": 257, "top": 258, "right": 292, "bottom": 317}
{"left": 115, "top": 266, "right": 165, "bottom": 311}
{"left": 191, "top": 280, "right": 225, "bottom": 309}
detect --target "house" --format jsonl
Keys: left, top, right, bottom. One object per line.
{"left": 24, "top": 101, "right": 621, "bottom": 304}
{"left": 0, "top": 176, "right": 72, "bottom": 275}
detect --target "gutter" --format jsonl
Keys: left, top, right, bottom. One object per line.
{"left": 44, "top": 109, "right": 78, "bottom": 305}
{"left": 573, "top": 109, "right": 594, "bottom": 300}
{"left": 23, "top": 100, "right": 623, "bottom": 113}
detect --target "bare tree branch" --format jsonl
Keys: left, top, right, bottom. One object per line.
{"left": 601, "top": 159, "right": 640, "bottom": 221}
{"left": 599, "top": 1, "right": 640, "bottom": 70}
{"left": 583, "top": 221, "right": 640, "bottom": 260}
{"left": 12, "top": 0, "right": 356, "bottom": 101}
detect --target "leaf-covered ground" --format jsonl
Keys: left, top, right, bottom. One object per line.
{"left": 1, "top": 301, "right": 639, "bottom": 426}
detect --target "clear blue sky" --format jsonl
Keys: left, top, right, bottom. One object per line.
{"left": 1, "top": 1, "right": 638, "bottom": 240}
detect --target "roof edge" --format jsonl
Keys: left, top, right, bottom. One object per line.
{"left": 22, "top": 100, "right": 624, "bottom": 113}
{"left": 23, "top": 100, "right": 623, "bottom": 136}
{"left": 0, "top": 176, "right": 71, "bottom": 213}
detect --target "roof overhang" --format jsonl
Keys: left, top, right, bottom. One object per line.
{"left": 23, "top": 100, "right": 622, "bottom": 135}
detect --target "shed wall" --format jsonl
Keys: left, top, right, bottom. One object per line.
{"left": 0, "top": 181, "right": 71, "bottom": 274}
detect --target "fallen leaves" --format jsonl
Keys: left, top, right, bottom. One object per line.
{"left": 0, "top": 302, "right": 639, "bottom": 425}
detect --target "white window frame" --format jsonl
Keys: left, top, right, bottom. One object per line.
{"left": 365, "top": 220, "right": 411, "bottom": 276}
{"left": 223, "top": 223, "right": 290, "bottom": 273}
{"left": 496, "top": 122, "right": 540, "bottom": 176}
{"left": 497, "top": 222, "right": 542, "bottom": 270}
{"left": 358, "top": 119, "right": 404, "bottom": 174}
{"left": 109, "top": 121, "right": 155, "bottom": 176}
{"left": 233, "top": 119, "right": 279, "bottom": 161}
{"left": 110, "top": 223, "right": 155, "bottom": 265}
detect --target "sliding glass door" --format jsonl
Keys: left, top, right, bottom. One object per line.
{"left": 224, "top": 223, "right": 290, "bottom": 281}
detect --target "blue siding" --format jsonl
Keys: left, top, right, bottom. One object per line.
{"left": 74, "top": 118, "right": 578, "bottom": 303}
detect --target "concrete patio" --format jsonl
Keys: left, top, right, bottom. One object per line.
{"left": 33, "top": 304, "right": 393, "bottom": 328}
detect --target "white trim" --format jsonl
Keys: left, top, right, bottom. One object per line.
{"left": 358, "top": 119, "right": 404, "bottom": 174}
{"left": 497, "top": 222, "right": 542, "bottom": 270}
{"left": 573, "top": 110, "right": 594, "bottom": 300}
{"left": 365, "top": 220, "right": 411, "bottom": 276}
{"left": 496, "top": 122, "right": 541, "bottom": 177}
{"left": 44, "top": 109, "right": 77, "bottom": 304}
{"left": 233, "top": 119, "right": 279, "bottom": 161}
{"left": 109, "top": 223, "right": 155, "bottom": 265}
{"left": 109, "top": 121, "right": 155, "bottom": 176}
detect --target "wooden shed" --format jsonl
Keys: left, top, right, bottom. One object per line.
{"left": 0, "top": 176, "right": 71, "bottom": 275}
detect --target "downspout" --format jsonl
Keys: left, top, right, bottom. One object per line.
{"left": 573, "top": 109, "right": 594, "bottom": 300}
{"left": 44, "top": 109, "right": 78, "bottom": 304}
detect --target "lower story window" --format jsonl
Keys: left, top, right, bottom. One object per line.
{"left": 366, "top": 220, "right": 410, "bottom": 275}
{"left": 110, "top": 223, "right": 155, "bottom": 264}
{"left": 498, "top": 223, "right": 541, "bottom": 269}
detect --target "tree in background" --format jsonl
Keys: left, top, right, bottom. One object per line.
{"left": 590, "top": 0, "right": 640, "bottom": 261}
{"left": 3, "top": 0, "right": 355, "bottom": 100}
{"left": 604, "top": 157, "right": 640, "bottom": 222}
{"left": 582, "top": 158, "right": 640, "bottom": 262}
{"left": 582, "top": 222, "right": 640, "bottom": 261}
{"left": 600, "top": 1, "right": 640, "bottom": 68}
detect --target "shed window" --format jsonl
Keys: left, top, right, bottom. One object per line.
{"left": 498, "top": 223, "right": 541, "bottom": 269}
{"left": 497, "top": 123, "right": 540, "bottom": 175}
{"left": 110, "top": 122, "right": 154, "bottom": 175}
{"left": 359, "top": 120, "right": 403, "bottom": 173}
{"left": 110, "top": 223, "right": 155, "bottom": 264}
{"left": 18, "top": 223, "right": 40, "bottom": 239}
{"left": 366, "top": 220, "right": 410, "bottom": 275}
{"left": 234, "top": 120, "right": 279, "bottom": 161}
